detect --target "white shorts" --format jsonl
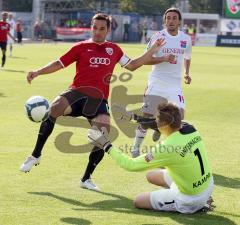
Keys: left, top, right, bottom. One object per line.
{"left": 142, "top": 84, "right": 185, "bottom": 115}
{"left": 8, "top": 31, "right": 14, "bottom": 44}
{"left": 150, "top": 170, "right": 214, "bottom": 214}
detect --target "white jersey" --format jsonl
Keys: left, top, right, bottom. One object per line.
{"left": 147, "top": 29, "right": 192, "bottom": 91}
{"left": 7, "top": 19, "right": 15, "bottom": 36}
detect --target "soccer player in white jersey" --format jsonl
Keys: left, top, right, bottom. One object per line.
{"left": 131, "top": 8, "right": 192, "bottom": 158}
{"left": 7, "top": 13, "right": 15, "bottom": 57}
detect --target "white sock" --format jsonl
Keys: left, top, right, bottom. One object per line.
{"left": 133, "top": 125, "right": 147, "bottom": 152}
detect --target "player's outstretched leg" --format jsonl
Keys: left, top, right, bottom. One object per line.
{"left": 20, "top": 116, "right": 56, "bottom": 172}
{"left": 2, "top": 52, "right": 6, "bottom": 67}
{"left": 80, "top": 114, "right": 110, "bottom": 191}
{"left": 112, "top": 103, "right": 160, "bottom": 157}
{"left": 9, "top": 44, "right": 12, "bottom": 57}
{"left": 80, "top": 146, "right": 104, "bottom": 191}
{"left": 20, "top": 95, "right": 69, "bottom": 173}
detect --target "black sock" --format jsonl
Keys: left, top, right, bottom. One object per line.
{"left": 31, "top": 116, "right": 56, "bottom": 158}
{"left": 138, "top": 117, "right": 158, "bottom": 130}
{"left": 81, "top": 146, "right": 104, "bottom": 182}
{"left": 2, "top": 54, "right": 6, "bottom": 67}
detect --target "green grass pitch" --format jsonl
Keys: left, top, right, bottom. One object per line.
{"left": 0, "top": 42, "right": 239, "bottom": 225}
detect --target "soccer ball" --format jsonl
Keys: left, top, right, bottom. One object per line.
{"left": 25, "top": 96, "right": 50, "bottom": 122}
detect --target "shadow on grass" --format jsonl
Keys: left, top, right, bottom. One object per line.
{"left": 61, "top": 217, "right": 91, "bottom": 225}
{"left": 213, "top": 173, "right": 240, "bottom": 189}
{"left": 0, "top": 93, "right": 6, "bottom": 97}
{"left": 9, "top": 56, "right": 27, "bottom": 59}
{"left": 0, "top": 68, "right": 26, "bottom": 73}
{"left": 29, "top": 191, "right": 237, "bottom": 225}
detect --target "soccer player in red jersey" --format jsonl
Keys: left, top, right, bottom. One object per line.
{"left": 0, "top": 12, "right": 15, "bottom": 67}
{"left": 20, "top": 13, "right": 165, "bottom": 191}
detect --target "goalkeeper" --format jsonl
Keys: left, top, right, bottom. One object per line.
{"left": 88, "top": 103, "right": 214, "bottom": 214}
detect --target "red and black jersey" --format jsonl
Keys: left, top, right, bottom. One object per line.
{"left": 59, "top": 39, "right": 131, "bottom": 100}
{"left": 0, "top": 21, "right": 10, "bottom": 42}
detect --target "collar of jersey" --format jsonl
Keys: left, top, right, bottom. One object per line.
{"left": 163, "top": 29, "right": 180, "bottom": 38}
{"left": 88, "top": 38, "right": 108, "bottom": 45}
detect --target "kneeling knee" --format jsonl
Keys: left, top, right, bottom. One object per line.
{"left": 146, "top": 172, "right": 154, "bottom": 183}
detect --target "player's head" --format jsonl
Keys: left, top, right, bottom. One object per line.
{"left": 156, "top": 103, "right": 181, "bottom": 132}
{"left": 163, "top": 8, "right": 182, "bottom": 33}
{"left": 2, "top": 12, "right": 8, "bottom": 21}
{"left": 91, "top": 13, "right": 110, "bottom": 43}
{"left": 8, "top": 13, "right": 13, "bottom": 20}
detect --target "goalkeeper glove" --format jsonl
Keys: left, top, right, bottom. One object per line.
{"left": 88, "top": 126, "right": 112, "bottom": 152}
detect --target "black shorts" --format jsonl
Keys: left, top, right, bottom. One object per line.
{"left": 60, "top": 89, "right": 110, "bottom": 120}
{"left": 0, "top": 42, "right": 7, "bottom": 51}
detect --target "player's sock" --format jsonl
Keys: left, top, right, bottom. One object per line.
{"left": 31, "top": 116, "right": 56, "bottom": 158}
{"left": 133, "top": 125, "right": 147, "bottom": 152}
{"left": 81, "top": 146, "right": 104, "bottom": 182}
{"left": 2, "top": 54, "right": 6, "bottom": 67}
{"left": 10, "top": 45, "right": 12, "bottom": 56}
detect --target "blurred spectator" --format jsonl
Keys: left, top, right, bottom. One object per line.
{"left": 123, "top": 21, "right": 130, "bottom": 42}
{"left": 7, "top": 13, "right": 16, "bottom": 57}
{"left": 187, "top": 24, "right": 196, "bottom": 46}
{"left": 137, "top": 22, "right": 143, "bottom": 42}
{"left": 16, "top": 18, "right": 23, "bottom": 44}
{"left": 110, "top": 15, "right": 118, "bottom": 41}
{"left": 141, "top": 20, "right": 148, "bottom": 43}
{"left": 34, "top": 20, "right": 41, "bottom": 40}
{"left": 188, "top": 24, "right": 196, "bottom": 35}
{"left": 150, "top": 19, "right": 158, "bottom": 30}
{"left": 182, "top": 24, "right": 189, "bottom": 33}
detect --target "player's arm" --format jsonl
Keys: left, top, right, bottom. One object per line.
{"left": 7, "top": 32, "right": 16, "bottom": 42}
{"left": 27, "top": 60, "right": 63, "bottom": 84}
{"left": 141, "top": 35, "right": 175, "bottom": 65}
{"left": 124, "top": 38, "right": 166, "bottom": 71}
{"left": 27, "top": 44, "right": 78, "bottom": 84}
{"left": 184, "top": 59, "right": 191, "bottom": 84}
{"left": 184, "top": 37, "right": 192, "bottom": 84}
{"left": 87, "top": 126, "right": 170, "bottom": 172}
{"left": 144, "top": 54, "right": 176, "bottom": 65}
{"left": 108, "top": 146, "right": 165, "bottom": 171}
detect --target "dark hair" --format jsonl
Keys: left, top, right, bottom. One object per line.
{"left": 91, "top": 13, "right": 111, "bottom": 29}
{"left": 2, "top": 12, "right": 8, "bottom": 16}
{"left": 156, "top": 103, "right": 181, "bottom": 130}
{"left": 163, "top": 7, "right": 182, "bottom": 21}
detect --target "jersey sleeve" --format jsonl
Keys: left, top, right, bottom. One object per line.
{"left": 118, "top": 54, "right": 131, "bottom": 67}
{"left": 115, "top": 44, "right": 131, "bottom": 68}
{"left": 146, "top": 32, "right": 160, "bottom": 51}
{"left": 7, "top": 23, "right": 10, "bottom": 32}
{"left": 184, "top": 36, "right": 192, "bottom": 60}
{"left": 109, "top": 144, "right": 174, "bottom": 172}
{"left": 59, "top": 44, "right": 80, "bottom": 67}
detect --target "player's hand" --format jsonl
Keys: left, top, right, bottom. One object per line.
{"left": 112, "top": 103, "right": 133, "bottom": 121}
{"left": 27, "top": 71, "right": 39, "bottom": 84}
{"left": 163, "top": 54, "right": 176, "bottom": 63}
{"left": 184, "top": 74, "right": 192, "bottom": 84}
{"left": 150, "top": 38, "right": 166, "bottom": 53}
{"left": 88, "top": 126, "right": 112, "bottom": 152}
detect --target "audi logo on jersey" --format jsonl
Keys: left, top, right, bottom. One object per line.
{"left": 90, "top": 57, "right": 111, "bottom": 65}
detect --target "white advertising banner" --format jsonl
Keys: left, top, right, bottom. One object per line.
{"left": 221, "top": 18, "right": 240, "bottom": 32}
{"left": 56, "top": 27, "right": 91, "bottom": 40}
{"left": 196, "top": 33, "right": 217, "bottom": 46}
